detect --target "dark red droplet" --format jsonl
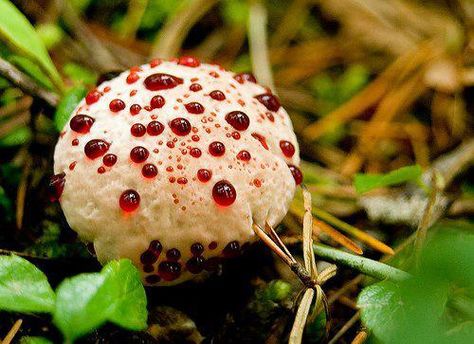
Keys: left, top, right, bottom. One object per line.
{"left": 177, "top": 177, "right": 188, "bottom": 185}
{"left": 97, "top": 166, "right": 106, "bottom": 174}
{"left": 209, "top": 141, "right": 225, "bottom": 156}
{"left": 109, "top": 99, "right": 126, "bottom": 112}
{"left": 185, "top": 102, "right": 205, "bottom": 114}
{"left": 150, "top": 95, "right": 165, "bottom": 109}
{"left": 130, "top": 146, "right": 149, "bottom": 163}
{"left": 209, "top": 90, "right": 226, "bottom": 101}
{"left": 119, "top": 189, "right": 140, "bottom": 212}
{"left": 48, "top": 173, "right": 65, "bottom": 201}
{"left": 178, "top": 56, "right": 200, "bottom": 67}
{"left": 72, "top": 139, "right": 79, "bottom": 146}
{"left": 143, "top": 265, "right": 154, "bottom": 273}
{"left": 280, "top": 140, "right": 295, "bottom": 157}
{"left": 209, "top": 241, "right": 218, "bottom": 250}
{"left": 225, "top": 111, "right": 250, "bottom": 131}
{"left": 131, "top": 123, "right": 146, "bottom": 137}
{"left": 85, "top": 90, "right": 101, "bottom": 105}
{"left": 70, "top": 114, "right": 95, "bottom": 133}
{"left": 234, "top": 72, "right": 256, "bottom": 84}
{"left": 126, "top": 73, "right": 139, "bottom": 84}
{"left": 288, "top": 165, "right": 303, "bottom": 185}
{"left": 147, "top": 121, "right": 164, "bottom": 136}
{"left": 144, "top": 73, "right": 183, "bottom": 91}
{"left": 186, "top": 256, "right": 205, "bottom": 274}
{"left": 142, "top": 163, "right": 158, "bottom": 178}
{"left": 197, "top": 169, "right": 212, "bottom": 182}
{"left": 251, "top": 133, "right": 269, "bottom": 150}
{"left": 69, "top": 161, "right": 77, "bottom": 170}
{"left": 149, "top": 240, "right": 162, "bottom": 254}
{"left": 223, "top": 241, "right": 240, "bottom": 258}
{"left": 166, "top": 248, "right": 181, "bottom": 261}
{"left": 140, "top": 250, "right": 158, "bottom": 264}
{"left": 103, "top": 154, "right": 117, "bottom": 167}
{"left": 130, "top": 104, "right": 141, "bottom": 115}
{"left": 169, "top": 118, "right": 191, "bottom": 136}
{"left": 212, "top": 180, "right": 236, "bottom": 206}
{"left": 158, "top": 261, "right": 181, "bottom": 281}
{"left": 236, "top": 150, "right": 251, "bottom": 161}
{"left": 190, "top": 147, "right": 202, "bottom": 158}
{"left": 191, "top": 243, "right": 204, "bottom": 256}
{"left": 189, "top": 83, "right": 202, "bottom": 92}
{"left": 255, "top": 93, "right": 281, "bottom": 111}
{"left": 145, "top": 275, "right": 161, "bottom": 284}
{"left": 84, "top": 139, "right": 109, "bottom": 159}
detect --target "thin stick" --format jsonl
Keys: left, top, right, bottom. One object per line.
{"left": 289, "top": 288, "right": 315, "bottom": 344}
{"left": 2, "top": 319, "right": 23, "bottom": 344}
{"left": 352, "top": 330, "right": 368, "bottom": 344}
{"left": 328, "top": 311, "right": 360, "bottom": 344}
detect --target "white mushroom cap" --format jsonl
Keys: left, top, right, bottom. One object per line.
{"left": 53, "top": 57, "right": 301, "bottom": 285}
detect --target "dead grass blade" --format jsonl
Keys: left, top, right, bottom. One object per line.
{"left": 2, "top": 319, "right": 22, "bottom": 344}
{"left": 289, "top": 288, "right": 315, "bottom": 344}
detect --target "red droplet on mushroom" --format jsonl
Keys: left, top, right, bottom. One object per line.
{"left": 140, "top": 250, "right": 157, "bottom": 264}
{"left": 130, "top": 104, "right": 141, "bottom": 115}
{"left": 72, "top": 139, "right": 79, "bottom": 146}
{"left": 197, "top": 169, "right": 212, "bottom": 182}
{"left": 119, "top": 189, "right": 140, "bottom": 212}
{"left": 147, "top": 121, "right": 164, "bottom": 136}
{"left": 103, "top": 154, "right": 117, "bottom": 167}
{"left": 85, "top": 90, "right": 101, "bottom": 105}
{"left": 150, "top": 58, "right": 161, "bottom": 68}
{"left": 280, "top": 140, "right": 295, "bottom": 157}
{"left": 48, "top": 173, "right": 65, "bottom": 201}
{"left": 288, "top": 165, "right": 303, "bottom": 185}
{"left": 149, "top": 240, "right": 162, "bottom": 254}
{"left": 131, "top": 123, "right": 146, "bottom": 137}
{"left": 142, "top": 163, "right": 158, "bottom": 178}
{"left": 158, "top": 261, "right": 181, "bottom": 281}
{"left": 84, "top": 139, "right": 110, "bottom": 159}
{"left": 191, "top": 243, "right": 204, "bottom": 256}
{"left": 177, "top": 177, "right": 188, "bottom": 185}
{"left": 190, "top": 147, "right": 202, "bottom": 158}
{"left": 189, "top": 83, "right": 202, "bottom": 92}
{"left": 97, "top": 166, "right": 106, "bottom": 174}
{"left": 186, "top": 256, "right": 205, "bottom": 274}
{"left": 225, "top": 111, "right": 250, "bottom": 131}
{"left": 185, "top": 102, "right": 205, "bottom": 114}
{"left": 70, "top": 114, "right": 95, "bottom": 133}
{"left": 251, "top": 133, "right": 269, "bottom": 150}
{"left": 178, "top": 56, "right": 200, "bottom": 67}
{"left": 166, "top": 248, "right": 181, "bottom": 261}
{"left": 255, "top": 93, "right": 281, "bottom": 111}
{"left": 150, "top": 95, "right": 165, "bottom": 109}
{"left": 223, "top": 241, "right": 240, "bottom": 258}
{"left": 212, "top": 180, "right": 236, "bottom": 206}
{"left": 209, "top": 141, "right": 225, "bottom": 156}
{"left": 236, "top": 150, "right": 251, "bottom": 161}
{"left": 169, "top": 118, "right": 191, "bottom": 136}
{"left": 209, "top": 90, "right": 225, "bottom": 101}
{"left": 144, "top": 73, "right": 183, "bottom": 91}
{"left": 130, "top": 146, "right": 149, "bottom": 163}
{"left": 109, "top": 99, "right": 126, "bottom": 112}
{"left": 69, "top": 161, "right": 77, "bottom": 170}
{"left": 234, "top": 72, "right": 256, "bottom": 84}
{"left": 126, "top": 73, "right": 139, "bottom": 84}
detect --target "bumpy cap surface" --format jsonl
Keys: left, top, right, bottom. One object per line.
{"left": 53, "top": 57, "right": 301, "bottom": 285}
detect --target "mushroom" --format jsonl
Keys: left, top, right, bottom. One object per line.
{"left": 51, "top": 57, "right": 302, "bottom": 285}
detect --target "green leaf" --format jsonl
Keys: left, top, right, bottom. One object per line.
{"left": 36, "top": 23, "right": 64, "bottom": 50}
{"left": 8, "top": 55, "right": 53, "bottom": 90}
{"left": 0, "top": 255, "right": 55, "bottom": 313}
{"left": 0, "top": 126, "right": 32, "bottom": 147}
{"left": 0, "top": 0, "right": 63, "bottom": 90}
{"left": 53, "top": 259, "right": 147, "bottom": 342}
{"left": 354, "top": 164, "right": 423, "bottom": 194}
{"left": 20, "top": 336, "right": 54, "bottom": 344}
{"left": 63, "top": 63, "right": 97, "bottom": 86}
{"left": 54, "top": 86, "right": 87, "bottom": 132}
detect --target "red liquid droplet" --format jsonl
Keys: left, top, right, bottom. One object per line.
{"left": 288, "top": 165, "right": 303, "bottom": 185}
{"left": 255, "top": 93, "right": 281, "bottom": 111}
{"left": 70, "top": 114, "right": 95, "bottom": 133}
{"left": 209, "top": 90, "right": 225, "bottom": 101}
{"left": 190, "top": 147, "right": 201, "bottom": 158}
{"left": 84, "top": 139, "right": 109, "bottom": 159}
{"left": 119, "top": 189, "right": 140, "bottom": 212}
{"left": 280, "top": 140, "right": 295, "bottom": 157}
{"left": 236, "top": 150, "right": 251, "bottom": 161}
{"left": 232, "top": 132, "right": 240, "bottom": 140}
{"left": 212, "top": 180, "right": 236, "bottom": 206}
{"left": 142, "top": 163, "right": 158, "bottom": 178}
{"left": 97, "top": 166, "right": 106, "bottom": 174}
{"left": 140, "top": 250, "right": 157, "bottom": 264}
{"left": 177, "top": 177, "right": 188, "bottom": 185}
{"left": 69, "top": 161, "right": 77, "bottom": 170}
{"left": 149, "top": 240, "right": 162, "bottom": 254}
{"left": 189, "top": 83, "right": 202, "bottom": 92}
{"left": 150, "top": 95, "right": 165, "bottom": 109}
{"left": 48, "top": 173, "right": 65, "bottom": 201}
{"left": 85, "top": 90, "right": 101, "bottom": 105}
{"left": 251, "top": 133, "right": 269, "bottom": 150}
{"left": 185, "top": 102, "right": 205, "bottom": 114}
{"left": 197, "top": 169, "right": 212, "bottom": 182}
{"left": 72, "top": 139, "right": 79, "bottom": 146}
{"left": 186, "top": 256, "right": 205, "bottom": 274}
{"left": 191, "top": 243, "right": 204, "bottom": 256}
{"left": 130, "top": 104, "right": 141, "bottom": 115}
{"left": 131, "top": 123, "right": 146, "bottom": 137}
{"left": 150, "top": 58, "right": 161, "bottom": 68}
{"left": 130, "top": 146, "right": 149, "bottom": 163}
{"left": 223, "top": 241, "right": 240, "bottom": 258}
{"left": 169, "top": 118, "right": 191, "bottom": 136}
{"left": 166, "top": 248, "right": 181, "bottom": 261}
{"left": 103, "top": 154, "right": 117, "bottom": 167}
{"left": 126, "top": 73, "right": 139, "bottom": 84}
{"left": 158, "top": 261, "right": 181, "bottom": 281}
{"left": 144, "top": 73, "right": 183, "bottom": 91}
{"left": 254, "top": 178, "right": 261, "bottom": 187}
{"left": 208, "top": 241, "right": 218, "bottom": 250}
{"left": 192, "top": 135, "right": 200, "bottom": 142}
{"left": 109, "top": 99, "right": 126, "bottom": 112}
{"left": 209, "top": 71, "right": 219, "bottom": 78}
{"left": 209, "top": 141, "right": 225, "bottom": 156}
{"left": 225, "top": 111, "right": 250, "bottom": 131}
{"left": 234, "top": 72, "right": 256, "bottom": 84}
{"left": 147, "top": 121, "right": 164, "bottom": 136}
{"left": 178, "top": 56, "right": 200, "bottom": 67}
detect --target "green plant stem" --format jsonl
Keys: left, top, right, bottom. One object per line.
{"left": 313, "top": 244, "right": 411, "bottom": 282}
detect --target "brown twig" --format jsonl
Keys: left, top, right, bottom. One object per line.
{"left": 2, "top": 319, "right": 23, "bottom": 344}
